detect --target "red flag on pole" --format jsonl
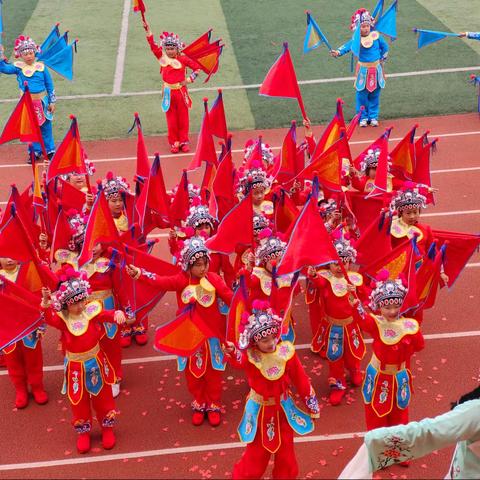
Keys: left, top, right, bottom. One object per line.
{"left": 226, "top": 275, "right": 249, "bottom": 344}
{"left": 313, "top": 98, "right": 346, "bottom": 155}
{"left": 271, "top": 121, "right": 298, "bottom": 184}
{"left": 365, "top": 130, "right": 391, "bottom": 198}
{"left": 259, "top": 42, "right": 308, "bottom": 121}
{"left": 132, "top": 112, "right": 151, "bottom": 181}
{"left": 353, "top": 127, "right": 393, "bottom": 170}
{"left": 413, "top": 131, "right": 437, "bottom": 205}
{"left": 213, "top": 137, "right": 235, "bottom": 221}
{"left": 169, "top": 170, "right": 190, "bottom": 228}
{"left": 47, "top": 115, "right": 88, "bottom": 184}
{"left": 209, "top": 89, "right": 228, "bottom": 142}
{"left": 390, "top": 124, "right": 418, "bottom": 179}
{"left": 0, "top": 84, "right": 47, "bottom": 157}
{"left": 78, "top": 191, "right": 122, "bottom": 266}
{"left": 188, "top": 99, "right": 217, "bottom": 171}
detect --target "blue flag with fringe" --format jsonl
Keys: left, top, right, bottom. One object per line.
{"left": 303, "top": 11, "right": 332, "bottom": 53}
{"left": 413, "top": 28, "right": 460, "bottom": 49}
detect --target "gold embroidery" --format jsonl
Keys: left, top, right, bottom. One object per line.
{"left": 13, "top": 60, "right": 45, "bottom": 77}
{"left": 0, "top": 266, "right": 20, "bottom": 283}
{"left": 390, "top": 218, "right": 424, "bottom": 242}
{"left": 360, "top": 31, "right": 379, "bottom": 48}
{"left": 114, "top": 214, "right": 128, "bottom": 233}
{"left": 319, "top": 270, "right": 363, "bottom": 297}
{"left": 58, "top": 301, "right": 103, "bottom": 336}
{"left": 180, "top": 277, "right": 216, "bottom": 307}
{"left": 372, "top": 314, "right": 419, "bottom": 345}
{"left": 54, "top": 249, "right": 79, "bottom": 269}
{"left": 159, "top": 55, "right": 182, "bottom": 69}
{"left": 84, "top": 257, "right": 110, "bottom": 278}
{"left": 247, "top": 341, "right": 295, "bottom": 380}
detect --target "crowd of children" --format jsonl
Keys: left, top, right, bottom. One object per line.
{"left": 0, "top": 5, "right": 479, "bottom": 480}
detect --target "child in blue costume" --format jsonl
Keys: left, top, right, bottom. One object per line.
{"left": 331, "top": 9, "right": 389, "bottom": 127}
{"left": 0, "top": 35, "right": 56, "bottom": 162}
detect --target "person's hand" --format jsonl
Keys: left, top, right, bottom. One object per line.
{"left": 126, "top": 264, "right": 141, "bottom": 279}
{"left": 114, "top": 310, "right": 126, "bottom": 325}
{"left": 347, "top": 284, "right": 356, "bottom": 292}
{"left": 180, "top": 80, "right": 187, "bottom": 87}
{"left": 330, "top": 49, "right": 340, "bottom": 57}
{"left": 440, "top": 272, "right": 449, "bottom": 285}
{"left": 41, "top": 287, "right": 51, "bottom": 307}
{"left": 85, "top": 192, "right": 94, "bottom": 208}
{"left": 39, "top": 232, "right": 48, "bottom": 250}
{"left": 48, "top": 104, "right": 56, "bottom": 114}
{"left": 222, "top": 340, "right": 236, "bottom": 355}
{"left": 459, "top": 32, "right": 467, "bottom": 38}
{"left": 169, "top": 229, "right": 177, "bottom": 241}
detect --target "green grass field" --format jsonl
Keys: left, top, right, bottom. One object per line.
{"left": 0, "top": 0, "right": 479, "bottom": 141}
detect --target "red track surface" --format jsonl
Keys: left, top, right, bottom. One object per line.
{"left": 0, "top": 113, "right": 479, "bottom": 479}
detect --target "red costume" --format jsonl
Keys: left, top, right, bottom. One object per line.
{"left": 146, "top": 33, "right": 199, "bottom": 150}
{"left": 1, "top": 264, "right": 48, "bottom": 409}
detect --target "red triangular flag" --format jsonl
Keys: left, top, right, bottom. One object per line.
{"left": 169, "top": 170, "right": 190, "bottom": 228}
{"left": 313, "top": 98, "right": 346, "bottom": 156}
{"left": 277, "top": 190, "right": 340, "bottom": 275}
{"left": 188, "top": 99, "right": 217, "bottom": 171}
{"left": 132, "top": 113, "right": 151, "bottom": 181}
{"left": 206, "top": 194, "right": 253, "bottom": 254}
{"left": 78, "top": 191, "right": 122, "bottom": 266}
{"left": 272, "top": 121, "right": 298, "bottom": 184}
{"left": 226, "top": 275, "right": 249, "bottom": 344}
{"left": 273, "top": 188, "right": 300, "bottom": 235}
{"left": 259, "top": 42, "right": 308, "bottom": 121}
{"left": 353, "top": 127, "right": 393, "bottom": 170}
{"left": 213, "top": 138, "right": 235, "bottom": 221}
{"left": 47, "top": 116, "right": 89, "bottom": 183}
{"left": 209, "top": 89, "right": 228, "bottom": 142}
{"left": 390, "top": 125, "right": 418, "bottom": 179}
{"left": 0, "top": 85, "right": 47, "bottom": 157}
{"left": 413, "top": 132, "right": 437, "bottom": 205}
{"left": 365, "top": 130, "right": 390, "bottom": 197}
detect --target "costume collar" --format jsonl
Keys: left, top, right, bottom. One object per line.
{"left": 247, "top": 341, "right": 295, "bottom": 380}
{"left": 371, "top": 314, "right": 419, "bottom": 345}
{"left": 361, "top": 30, "right": 379, "bottom": 48}
{"left": 55, "top": 249, "right": 79, "bottom": 269}
{"left": 114, "top": 213, "right": 128, "bottom": 232}
{"left": 318, "top": 270, "right": 363, "bottom": 297}
{"left": 0, "top": 266, "right": 20, "bottom": 283}
{"left": 390, "top": 217, "right": 423, "bottom": 241}
{"left": 159, "top": 54, "right": 182, "bottom": 69}
{"left": 14, "top": 60, "right": 44, "bottom": 77}
{"left": 57, "top": 301, "right": 103, "bottom": 336}
{"left": 181, "top": 277, "right": 216, "bottom": 307}
{"left": 84, "top": 257, "right": 110, "bottom": 278}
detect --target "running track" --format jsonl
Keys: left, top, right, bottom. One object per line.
{"left": 0, "top": 113, "right": 479, "bottom": 479}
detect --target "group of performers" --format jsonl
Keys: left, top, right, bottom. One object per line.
{"left": 0, "top": 4, "right": 479, "bottom": 479}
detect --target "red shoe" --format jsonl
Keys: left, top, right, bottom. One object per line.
{"left": 192, "top": 410, "right": 205, "bottom": 426}
{"left": 77, "top": 433, "right": 91, "bottom": 454}
{"left": 207, "top": 410, "right": 221, "bottom": 427}
{"left": 15, "top": 388, "right": 29, "bottom": 409}
{"left": 32, "top": 388, "right": 49, "bottom": 405}
{"left": 102, "top": 427, "right": 116, "bottom": 450}
{"left": 350, "top": 370, "right": 363, "bottom": 387}
{"left": 180, "top": 143, "right": 190, "bottom": 153}
{"left": 134, "top": 333, "right": 148, "bottom": 346}
{"left": 399, "top": 460, "right": 410, "bottom": 467}
{"left": 170, "top": 143, "right": 180, "bottom": 154}
{"left": 329, "top": 388, "right": 346, "bottom": 406}
{"left": 120, "top": 335, "right": 132, "bottom": 348}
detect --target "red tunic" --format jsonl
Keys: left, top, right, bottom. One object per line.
{"left": 390, "top": 218, "right": 433, "bottom": 257}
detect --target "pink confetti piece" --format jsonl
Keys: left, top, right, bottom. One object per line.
{"left": 141, "top": 411, "right": 148, "bottom": 416}
{"left": 122, "top": 458, "right": 129, "bottom": 463}
{"left": 319, "top": 459, "right": 327, "bottom": 466}
{"left": 64, "top": 450, "right": 72, "bottom": 456}
{"left": 174, "top": 441, "right": 180, "bottom": 446}
{"left": 46, "top": 427, "right": 53, "bottom": 432}
{"left": 137, "top": 458, "right": 144, "bottom": 463}
{"left": 441, "top": 358, "right": 447, "bottom": 364}
{"left": 163, "top": 467, "right": 169, "bottom": 472}
{"left": 421, "top": 463, "right": 428, "bottom": 469}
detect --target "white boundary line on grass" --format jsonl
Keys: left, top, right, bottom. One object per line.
{"left": 0, "top": 431, "right": 363, "bottom": 471}
{"left": 2, "top": 328, "right": 479, "bottom": 376}
{"left": 0, "top": 130, "right": 479, "bottom": 170}
{"left": 0, "top": 65, "right": 478, "bottom": 103}
{"left": 112, "top": 0, "right": 131, "bottom": 95}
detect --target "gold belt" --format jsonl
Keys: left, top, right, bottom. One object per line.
{"left": 370, "top": 353, "right": 406, "bottom": 375}
{"left": 163, "top": 82, "right": 183, "bottom": 90}
{"left": 248, "top": 389, "right": 287, "bottom": 406}
{"left": 89, "top": 289, "right": 113, "bottom": 303}
{"left": 30, "top": 91, "right": 47, "bottom": 100}
{"left": 326, "top": 315, "right": 353, "bottom": 327}
{"left": 358, "top": 60, "right": 380, "bottom": 68}
{"left": 66, "top": 344, "right": 100, "bottom": 362}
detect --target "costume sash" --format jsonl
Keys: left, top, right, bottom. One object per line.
{"left": 261, "top": 406, "right": 281, "bottom": 453}
{"left": 188, "top": 341, "right": 208, "bottom": 378}
{"left": 161, "top": 86, "right": 171, "bottom": 112}
{"left": 238, "top": 397, "right": 261, "bottom": 443}
{"left": 366, "top": 67, "right": 378, "bottom": 92}
{"left": 208, "top": 338, "right": 226, "bottom": 371}
{"left": 395, "top": 369, "right": 411, "bottom": 409}
{"left": 377, "top": 63, "right": 385, "bottom": 88}
{"left": 326, "top": 324, "right": 344, "bottom": 361}
{"left": 280, "top": 396, "right": 314, "bottom": 435}
{"left": 372, "top": 372, "right": 395, "bottom": 417}
{"left": 67, "top": 360, "right": 84, "bottom": 405}
{"left": 345, "top": 323, "right": 366, "bottom": 360}
{"left": 84, "top": 356, "right": 104, "bottom": 396}
{"left": 362, "top": 362, "right": 377, "bottom": 404}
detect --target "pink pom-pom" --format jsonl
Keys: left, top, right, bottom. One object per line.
{"left": 106, "top": 171, "right": 114, "bottom": 181}
{"left": 376, "top": 269, "right": 389, "bottom": 282}
{"left": 251, "top": 299, "right": 264, "bottom": 310}
{"left": 241, "top": 312, "right": 250, "bottom": 323}
{"left": 59, "top": 285, "right": 67, "bottom": 292}
{"left": 250, "top": 160, "right": 262, "bottom": 169}
{"left": 66, "top": 208, "right": 78, "bottom": 217}
{"left": 191, "top": 196, "right": 201, "bottom": 207}
{"left": 331, "top": 229, "right": 342, "bottom": 241}
{"left": 403, "top": 181, "right": 415, "bottom": 190}
{"left": 258, "top": 228, "right": 272, "bottom": 240}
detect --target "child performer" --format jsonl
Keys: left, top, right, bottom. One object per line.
{"left": 41, "top": 268, "right": 126, "bottom": 453}
{"left": 331, "top": 9, "right": 389, "bottom": 127}
{"left": 0, "top": 36, "right": 57, "bottom": 162}
{"left": 126, "top": 236, "right": 233, "bottom": 426}
{"left": 1, "top": 257, "right": 48, "bottom": 409}
{"left": 142, "top": 21, "right": 200, "bottom": 153}
{"left": 362, "top": 273, "right": 424, "bottom": 434}
{"left": 223, "top": 300, "right": 320, "bottom": 479}
{"left": 307, "top": 235, "right": 367, "bottom": 406}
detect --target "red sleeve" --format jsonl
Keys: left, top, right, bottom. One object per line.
{"left": 220, "top": 254, "right": 236, "bottom": 288}
{"left": 96, "top": 309, "right": 116, "bottom": 324}
{"left": 287, "top": 352, "right": 313, "bottom": 398}
{"left": 42, "top": 308, "right": 65, "bottom": 330}
{"left": 168, "top": 236, "right": 179, "bottom": 257}
{"left": 350, "top": 174, "right": 367, "bottom": 192}
{"left": 139, "top": 270, "right": 187, "bottom": 292}
{"left": 146, "top": 34, "right": 162, "bottom": 59}
{"left": 413, "top": 330, "right": 425, "bottom": 353}
{"left": 208, "top": 272, "right": 233, "bottom": 305}
{"left": 360, "top": 312, "right": 377, "bottom": 336}
{"left": 304, "top": 135, "right": 316, "bottom": 157}
{"left": 180, "top": 54, "right": 201, "bottom": 71}
{"left": 224, "top": 347, "right": 247, "bottom": 369}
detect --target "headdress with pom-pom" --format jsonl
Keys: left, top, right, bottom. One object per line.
{"left": 66, "top": 209, "right": 88, "bottom": 252}
{"left": 360, "top": 148, "right": 381, "bottom": 173}
{"left": 332, "top": 231, "right": 357, "bottom": 264}
{"left": 14, "top": 35, "right": 40, "bottom": 58}
{"left": 53, "top": 267, "right": 92, "bottom": 311}
{"left": 171, "top": 183, "right": 201, "bottom": 204}
{"left": 318, "top": 198, "right": 338, "bottom": 219}
{"left": 185, "top": 202, "right": 216, "bottom": 230}
{"left": 369, "top": 270, "right": 408, "bottom": 310}
{"left": 159, "top": 32, "right": 184, "bottom": 50}
{"left": 237, "top": 165, "right": 271, "bottom": 197}
{"left": 61, "top": 158, "right": 96, "bottom": 181}
{"left": 350, "top": 8, "right": 374, "bottom": 31}
{"left": 253, "top": 214, "right": 270, "bottom": 234}
{"left": 178, "top": 236, "right": 210, "bottom": 271}
{"left": 101, "top": 172, "right": 130, "bottom": 200}
{"left": 255, "top": 232, "right": 286, "bottom": 266}
{"left": 243, "top": 139, "right": 275, "bottom": 169}
{"left": 238, "top": 299, "right": 282, "bottom": 349}
{"left": 392, "top": 186, "right": 427, "bottom": 213}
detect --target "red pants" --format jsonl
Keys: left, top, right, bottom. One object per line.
{"left": 233, "top": 414, "right": 298, "bottom": 479}
{"left": 364, "top": 404, "right": 409, "bottom": 430}
{"left": 4, "top": 341, "right": 44, "bottom": 392}
{"left": 100, "top": 333, "right": 122, "bottom": 381}
{"left": 71, "top": 386, "right": 116, "bottom": 431}
{"left": 328, "top": 349, "right": 361, "bottom": 386}
{"left": 184, "top": 363, "right": 223, "bottom": 407}
{"left": 166, "top": 90, "right": 189, "bottom": 145}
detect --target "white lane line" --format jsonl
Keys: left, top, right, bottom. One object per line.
{"left": 1, "top": 131, "right": 479, "bottom": 169}
{"left": 0, "top": 430, "right": 363, "bottom": 471}
{"left": 2, "top": 329, "right": 479, "bottom": 376}
{"left": 0, "top": 65, "right": 478, "bottom": 103}
{"left": 112, "top": 0, "right": 131, "bottom": 95}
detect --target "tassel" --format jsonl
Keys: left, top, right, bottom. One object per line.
{"left": 427, "top": 241, "right": 436, "bottom": 261}
{"left": 378, "top": 210, "right": 385, "bottom": 230}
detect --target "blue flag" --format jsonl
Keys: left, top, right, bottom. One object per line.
{"left": 303, "top": 12, "right": 332, "bottom": 53}
{"left": 372, "top": 0, "right": 384, "bottom": 20}
{"left": 42, "top": 41, "right": 77, "bottom": 80}
{"left": 40, "top": 24, "right": 61, "bottom": 52}
{"left": 375, "top": 0, "right": 398, "bottom": 40}
{"left": 413, "top": 28, "right": 460, "bottom": 49}
{"left": 350, "top": 20, "right": 361, "bottom": 58}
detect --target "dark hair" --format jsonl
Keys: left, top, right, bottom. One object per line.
{"left": 451, "top": 385, "right": 480, "bottom": 410}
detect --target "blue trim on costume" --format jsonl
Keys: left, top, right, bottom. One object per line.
{"left": 280, "top": 396, "right": 314, "bottom": 435}
{"left": 396, "top": 369, "right": 411, "bottom": 409}
{"left": 362, "top": 363, "right": 378, "bottom": 403}
{"left": 162, "top": 86, "right": 171, "bottom": 112}
{"left": 84, "top": 356, "right": 104, "bottom": 396}
{"left": 238, "top": 398, "right": 261, "bottom": 443}
{"left": 326, "top": 324, "right": 344, "bottom": 361}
